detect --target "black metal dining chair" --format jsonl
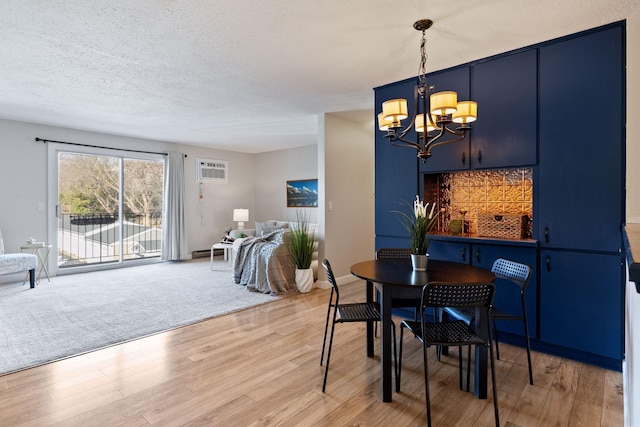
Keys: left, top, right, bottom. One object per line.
{"left": 374, "top": 248, "right": 423, "bottom": 335}
{"left": 397, "top": 282, "right": 499, "bottom": 427}
{"left": 320, "top": 259, "right": 397, "bottom": 392}
{"left": 444, "top": 258, "right": 534, "bottom": 385}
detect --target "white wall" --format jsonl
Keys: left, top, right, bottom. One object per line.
{"left": 627, "top": 16, "right": 640, "bottom": 223}
{"left": 0, "top": 118, "right": 255, "bottom": 281}
{"left": 254, "top": 145, "right": 318, "bottom": 224}
{"left": 624, "top": 14, "right": 640, "bottom": 427}
{"left": 319, "top": 112, "right": 374, "bottom": 283}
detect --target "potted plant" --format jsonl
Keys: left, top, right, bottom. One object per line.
{"left": 394, "top": 195, "right": 441, "bottom": 271}
{"left": 288, "top": 210, "right": 316, "bottom": 292}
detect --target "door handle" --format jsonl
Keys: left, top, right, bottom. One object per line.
{"left": 546, "top": 255, "right": 551, "bottom": 272}
{"left": 477, "top": 150, "right": 482, "bottom": 165}
{"left": 461, "top": 151, "right": 466, "bottom": 166}
{"left": 544, "top": 227, "right": 550, "bottom": 243}
{"left": 475, "top": 248, "right": 481, "bottom": 263}
{"left": 461, "top": 247, "right": 466, "bottom": 263}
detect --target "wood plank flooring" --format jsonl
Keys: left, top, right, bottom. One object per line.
{"left": 0, "top": 282, "right": 623, "bottom": 426}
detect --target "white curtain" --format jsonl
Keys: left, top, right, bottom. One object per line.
{"left": 162, "top": 151, "right": 188, "bottom": 260}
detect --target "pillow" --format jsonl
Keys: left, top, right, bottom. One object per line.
{"left": 255, "top": 221, "right": 288, "bottom": 236}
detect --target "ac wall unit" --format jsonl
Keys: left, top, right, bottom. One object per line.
{"left": 196, "top": 158, "right": 228, "bottom": 183}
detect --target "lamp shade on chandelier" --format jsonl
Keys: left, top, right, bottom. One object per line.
{"left": 377, "top": 19, "right": 478, "bottom": 162}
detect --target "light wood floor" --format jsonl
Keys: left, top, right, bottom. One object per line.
{"left": 0, "top": 282, "right": 623, "bottom": 426}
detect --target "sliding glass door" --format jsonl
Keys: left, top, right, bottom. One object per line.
{"left": 48, "top": 144, "right": 164, "bottom": 274}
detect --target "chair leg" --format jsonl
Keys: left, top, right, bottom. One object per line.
{"left": 322, "top": 318, "right": 338, "bottom": 392}
{"left": 392, "top": 322, "right": 398, "bottom": 392}
{"left": 488, "top": 341, "right": 500, "bottom": 427}
{"left": 29, "top": 268, "right": 35, "bottom": 289}
{"left": 439, "top": 309, "right": 449, "bottom": 358}
{"left": 492, "top": 319, "right": 501, "bottom": 360}
{"left": 397, "top": 323, "right": 405, "bottom": 392}
{"left": 320, "top": 302, "right": 333, "bottom": 366}
{"left": 523, "top": 317, "right": 534, "bottom": 385}
{"left": 423, "top": 340, "right": 432, "bottom": 427}
{"left": 466, "top": 345, "right": 471, "bottom": 392}
{"left": 458, "top": 346, "right": 463, "bottom": 390}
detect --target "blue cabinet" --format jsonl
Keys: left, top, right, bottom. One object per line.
{"left": 374, "top": 78, "right": 419, "bottom": 248}
{"left": 540, "top": 250, "right": 623, "bottom": 366}
{"left": 471, "top": 50, "right": 537, "bottom": 169}
{"left": 538, "top": 26, "right": 624, "bottom": 252}
{"left": 419, "top": 67, "right": 471, "bottom": 173}
{"left": 428, "top": 240, "right": 470, "bottom": 263}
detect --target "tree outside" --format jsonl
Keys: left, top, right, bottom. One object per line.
{"left": 59, "top": 154, "right": 163, "bottom": 224}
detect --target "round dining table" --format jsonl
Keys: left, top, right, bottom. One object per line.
{"left": 351, "top": 258, "right": 496, "bottom": 403}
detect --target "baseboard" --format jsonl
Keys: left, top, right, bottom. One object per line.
{"left": 314, "top": 274, "right": 360, "bottom": 290}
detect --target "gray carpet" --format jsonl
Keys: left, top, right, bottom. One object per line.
{"left": 0, "top": 257, "right": 277, "bottom": 375}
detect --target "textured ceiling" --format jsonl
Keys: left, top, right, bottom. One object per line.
{"left": 0, "top": 1, "right": 638, "bottom": 153}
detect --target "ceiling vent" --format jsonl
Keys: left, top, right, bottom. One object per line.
{"left": 196, "top": 158, "right": 228, "bottom": 183}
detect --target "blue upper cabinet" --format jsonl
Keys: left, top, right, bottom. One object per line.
{"left": 374, "top": 78, "right": 419, "bottom": 243}
{"left": 538, "top": 25, "right": 624, "bottom": 252}
{"left": 420, "top": 67, "right": 471, "bottom": 172}
{"left": 471, "top": 50, "right": 537, "bottom": 169}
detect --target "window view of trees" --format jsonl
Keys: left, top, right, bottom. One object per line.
{"left": 57, "top": 153, "right": 164, "bottom": 266}
{"left": 59, "top": 154, "right": 163, "bottom": 223}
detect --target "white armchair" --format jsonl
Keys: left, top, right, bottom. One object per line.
{"left": 0, "top": 228, "right": 38, "bottom": 288}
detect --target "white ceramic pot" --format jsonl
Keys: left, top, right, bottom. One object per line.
{"left": 295, "top": 268, "right": 314, "bottom": 293}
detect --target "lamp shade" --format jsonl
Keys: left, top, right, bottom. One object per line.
{"left": 415, "top": 113, "right": 439, "bottom": 133}
{"left": 377, "top": 112, "right": 393, "bottom": 131}
{"left": 452, "top": 101, "right": 478, "bottom": 124}
{"left": 430, "top": 91, "right": 458, "bottom": 116}
{"left": 382, "top": 99, "right": 408, "bottom": 123}
{"left": 233, "top": 209, "right": 249, "bottom": 222}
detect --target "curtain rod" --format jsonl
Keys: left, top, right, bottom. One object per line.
{"left": 35, "top": 137, "right": 188, "bottom": 157}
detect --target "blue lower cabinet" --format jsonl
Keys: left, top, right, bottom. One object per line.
{"left": 428, "top": 240, "right": 470, "bottom": 263}
{"left": 539, "top": 250, "right": 623, "bottom": 368}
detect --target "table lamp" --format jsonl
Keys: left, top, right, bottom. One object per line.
{"left": 233, "top": 208, "right": 249, "bottom": 230}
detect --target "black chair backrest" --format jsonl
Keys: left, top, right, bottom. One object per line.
{"left": 491, "top": 258, "right": 532, "bottom": 291}
{"left": 376, "top": 248, "right": 412, "bottom": 260}
{"left": 322, "top": 259, "right": 340, "bottom": 299}
{"left": 421, "top": 282, "right": 495, "bottom": 310}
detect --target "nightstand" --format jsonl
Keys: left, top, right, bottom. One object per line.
{"left": 21, "top": 242, "right": 52, "bottom": 285}
{"left": 211, "top": 242, "right": 233, "bottom": 269}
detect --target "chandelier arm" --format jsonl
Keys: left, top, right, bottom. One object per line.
{"left": 424, "top": 132, "right": 468, "bottom": 152}
{"left": 442, "top": 125, "right": 467, "bottom": 137}
{"left": 396, "top": 82, "right": 422, "bottom": 140}
{"left": 389, "top": 135, "right": 421, "bottom": 150}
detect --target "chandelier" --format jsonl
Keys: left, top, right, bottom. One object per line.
{"left": 377, "top": 19, "right": 478, "bottom": 162}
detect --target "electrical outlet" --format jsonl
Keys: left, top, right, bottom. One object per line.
{"left": 37, "top": 202, "right": 45, "bottom": 210}
{"left": 328, "top": 201, "right": 333, "bottom": 212}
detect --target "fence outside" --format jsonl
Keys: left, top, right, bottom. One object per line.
{"left": 57, "top": 212, "right": 162, "bottom": 267}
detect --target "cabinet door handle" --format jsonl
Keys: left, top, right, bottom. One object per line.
{"left": 475, "top": 249, "right": 481, "bottom": 263}
{"left": 477, "top": 149, "right": 482, "bottom": 165}
{"left": 461, "top": 247, "right": 466, "bottom": 263}
{"left": 461, "top": 152, "right": 466, "bottom": 166}
{"left": 546, "top": 255, "right": 551, "bottom": 272}
{"left": 544, "top": 227, "right": 550, "bottom": 243}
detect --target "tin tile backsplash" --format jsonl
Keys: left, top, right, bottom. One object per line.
{"left": 426, "top": 168, "right": 533, "bottom": 236}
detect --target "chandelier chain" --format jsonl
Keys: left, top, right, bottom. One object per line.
{"left": 418, "top": 29, "right": 428, "bottom": 94}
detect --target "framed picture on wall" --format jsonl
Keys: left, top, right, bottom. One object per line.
{"left": 286, "top": 179, "right": 318, "bottom": 207}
